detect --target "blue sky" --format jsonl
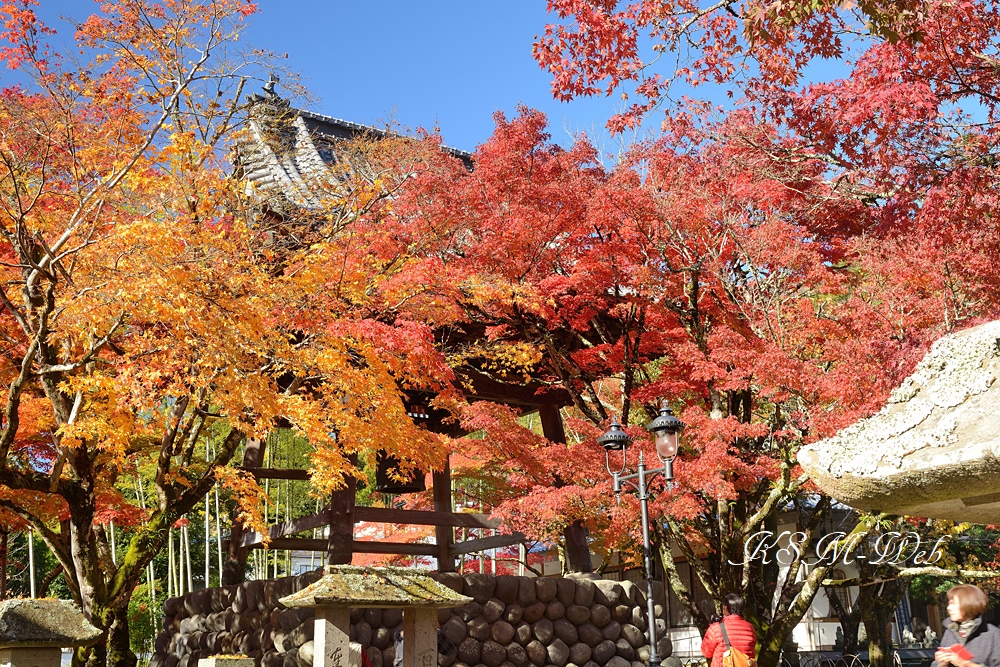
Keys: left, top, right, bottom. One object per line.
{"left": 235, "top": 0, "right": 629, "bottom": 152}
{"left": 28, "top": 1, "right": 648, "bottom": 153}
{"left": 30, "top": 1, "right": 860, "bottom": 154}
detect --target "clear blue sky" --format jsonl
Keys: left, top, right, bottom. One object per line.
{"left": 28, "top": 1, "right": 627, "bottom": 151}
{"left": 240, "top": 0, "right": 632, "bottom": 152}
{"left": 30, "top": 1, "right": 848, "bottom": 153}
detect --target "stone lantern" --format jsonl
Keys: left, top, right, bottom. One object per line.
{"left": 0, "top": 599, "right": 101, "bottom": 667}
{"left": 279, "top": 565, "right": 471, "bottom": 667}
{"left": 799, "top": 320, "right": 1000, "bottom": 522}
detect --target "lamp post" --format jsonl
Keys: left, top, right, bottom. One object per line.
{"left": 597, "top": 400, "right": 684, "bottom": 667}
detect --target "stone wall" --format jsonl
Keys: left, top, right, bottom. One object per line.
{"left": 151, "top": 572, "right": 671, "bottom": 667}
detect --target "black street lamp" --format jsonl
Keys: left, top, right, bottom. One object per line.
{"left": 597, "top": 400, "right": 684, "bottom": 667}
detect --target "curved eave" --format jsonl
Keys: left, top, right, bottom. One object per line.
{"left": 797, "top": 320, "right": 1000, "bottom": 522}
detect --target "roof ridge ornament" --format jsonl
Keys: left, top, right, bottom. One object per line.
{"left": 263, "top": 73, "right": 280, "bottom": 98}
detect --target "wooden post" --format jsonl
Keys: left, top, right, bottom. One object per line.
{"left": 326, "top": 454, "right": 356, "bottom": 565}
{"left": 539, "top": 404, "right": 593, "bottom": 573}
{"left": 313, "top": 605, "right": 351, "bottom": 667}
{"left": 433, "top": 456, "right": 455, "bottom": 572}
{"left": 403, "top": 607, "right": 439, "bottom": 667}
{"left": 223, "top": 438, "right": 265, "bottom": 584}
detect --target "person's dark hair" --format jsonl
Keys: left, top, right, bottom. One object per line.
{"left": 723, "top": 593, "right": 745, "bottom": 617}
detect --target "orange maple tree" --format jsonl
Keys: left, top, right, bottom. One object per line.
{"left": 0, "top": 2, "right": 456, "bottom": 666}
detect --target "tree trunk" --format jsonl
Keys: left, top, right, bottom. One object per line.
{"left": 0, "top": 530, "right": 7, "bottom": 599}
{"left": 757, "top": 631, "right": 787, "bottom": 667}
{"left": 539, "top": 405, "right": 593, "bottom": 574}
{"left": 826, "top": 585, "right": 862, "bottom": 654}
{"left": 106, "top": 604, "right": 137, "bottom": 667}
{"left": 562, "top": 520, "right": 593, "bottom": 573}
{"left": 223, "top": 438, "right": 266, "bottom": 584}
{"left": 858, "top": 576, "right": 906, "bottom": 667}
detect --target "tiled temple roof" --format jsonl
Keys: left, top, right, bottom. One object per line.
{"left": 238, "top": 92, "right": 472, "bottom": 215}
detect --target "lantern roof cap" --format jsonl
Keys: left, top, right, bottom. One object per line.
{"left": 646, "top": 401, "right": 683, "bottom": 435}
{"left": 799, "top": 320, "right": 1000, "bottom": 522}
{"left": 0, "top": 599, "right": 102, "bottom": 649}
{"left": 278, "top": 566, "right": 473, "bottom": 609}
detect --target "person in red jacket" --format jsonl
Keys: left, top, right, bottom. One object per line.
{"left": 701, "top": 594, "right": 758, "bottom": 667}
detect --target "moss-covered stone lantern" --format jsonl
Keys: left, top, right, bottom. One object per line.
{"left": 799, "top": 320, "right": 1000, "bottom": 522}
{"left": 0, "top": 599, "right": 101, "bottom": 667}
{"left": 279, "top": 565, "right": 471, "bottom": 667}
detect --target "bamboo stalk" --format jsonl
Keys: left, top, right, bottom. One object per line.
{"left": 150, "top": 561, "right": 157, "bottom": 607}
{"left": 28, "top": 530, "right": 35, "bottom": 598}
{"left": 311, "top": 499, "right": 318, "bottom": 571}
{"left": 265, "top": 442, "right": 272, "bottom": 581}
{"left": 214, "top": 471, "right": 223, "bottom": 577}
{"left": 206, "top": 440, "right": 211, "bottom": 588}
{"left": 183, "top": 524, "right": 193, "bottom": 591}
{"left": 284, "top": 476, "right": 291, "bottom": 577}
{"left": 179, "top": 526, "right": 186, "bottom": 596}
{"left": 179, "top": 526, "right": 186, "bottom": 595}
{"left": 272, "top": 468, "right": 280, "bottom": 579}
{"left": 168, "top": 529, "right": 175, "bottom": 598}
{"left": 460, "top": 527, "right": 466, "bottom": 574}
{"left": 134, "top": 472, "right": 157, "bottom": 605}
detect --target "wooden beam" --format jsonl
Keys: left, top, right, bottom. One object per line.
{"left": 242, "top": 504, "right": 501, "bottom": 548}
{"left": 247, "top": 538, "right": 438, "bottom": 556}
{"left": 248, "top": 538, "right": 328, "bottom": 551}
{"left": 459, "top": 368, "right": 572, "bottom": 408}
{"left": 353, "top": 540, "right": 438, "bottom": 556}
{"left": 222, "top": 438, "right": 266, "bottom": 585}
{"left": 240, "top": 507, "right": 334, "bottom": 547}
{"left": 240, "top": 467, "right": 311, "bottom": 480}
{"left": 449, "top": 532, "right": 526, "bottom": 556}
{"left": 353, "top": 506, "right": 500, "bottom": 529}
{"left": 540, "top": 404, "right": 593, "bottom": 574}
{"left": 328, "top": 454, "right": 357, "bottom": 565}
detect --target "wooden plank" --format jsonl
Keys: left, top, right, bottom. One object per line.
{"left": 239, "top": 507, "right": 334, "bottom": 547}
{"left": 248, "top": 538, "right": 328, "bottom": 551}
{"left": 353, "top": 506, "right": 500, "bottom": 529}
{"left": 249, "top": 538, "right": 438, "bottom": 556}
{"left": 353, "top": 540, "right": 438, "bottom": 556}
{"left": 449, "top": 532, "right": 526, "bottom": 556}
{"left": 240, "top": 467, "right": 311, "bottom": 480}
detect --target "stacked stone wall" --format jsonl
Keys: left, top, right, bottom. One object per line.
{"left": 151, "top": 572, "right": 671, "bottom": 667}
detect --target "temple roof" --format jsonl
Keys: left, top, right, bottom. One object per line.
{"left": 239, "top": 92, "right": 472, "bottom": 215}
{"left": 279, "top": 565, "right": 472, "bottom": 609}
